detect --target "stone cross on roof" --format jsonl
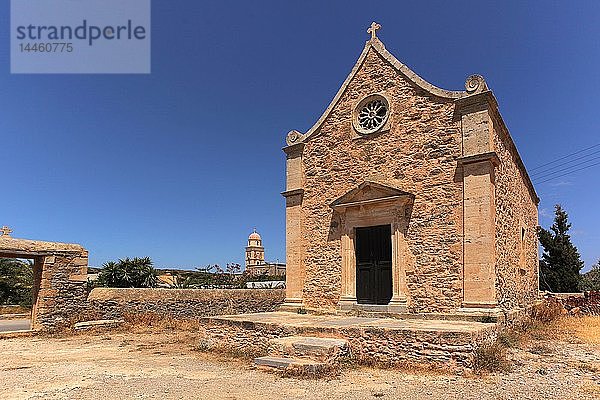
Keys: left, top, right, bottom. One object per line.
{"left": 367, "top": 22, "right": 381, "bottom": 40}
{"left": 0, "top": 226, "right": 13, "bottom": 237}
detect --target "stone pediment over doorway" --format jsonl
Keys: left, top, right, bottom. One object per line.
{"left": 330, "top": 181, "right": 414, "bottom": 211}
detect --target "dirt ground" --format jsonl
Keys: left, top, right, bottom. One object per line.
{"left": 1, "top": 318, "right": 599, "bottom": 400}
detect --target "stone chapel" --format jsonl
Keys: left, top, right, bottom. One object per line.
{"left": 281, "top": 23, "right": 539, "bottom": 317}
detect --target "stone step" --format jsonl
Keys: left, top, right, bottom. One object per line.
{"left": 253, "top": 356, "right": 326, "bottom": 374}
{"left": 269, "top": 336, "right": 349, "bottom": 359}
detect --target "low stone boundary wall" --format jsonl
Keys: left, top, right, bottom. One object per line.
{"left": 559, "top": 291, "right": 600, "bottom": 315}
{"left": 85, "top": 288, "right": 285, "bottom": 320}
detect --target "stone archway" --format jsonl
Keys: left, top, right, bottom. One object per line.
{"left": 0, "top": 228, "right": 88, "bottom": 331}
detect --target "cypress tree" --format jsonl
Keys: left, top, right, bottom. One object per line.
{"left": 538, "top": 204, "right": 584, "bottom": 292}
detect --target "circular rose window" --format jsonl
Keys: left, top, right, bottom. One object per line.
{"left": 354, "top": 95, "right": 389, "bottom": 135}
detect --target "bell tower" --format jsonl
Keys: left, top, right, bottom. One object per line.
{"left": 245, "top": 228, "right": 265, "bottom": 270}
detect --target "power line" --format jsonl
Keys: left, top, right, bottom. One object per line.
{"left": 531, "top": 149, "right": 600, "bottom": 177}
{"left": 531, "top": 155, "right": 600, "bottom": 181}
{"left": 530, "top": 142, "right": 600, "bottom": 171}
{"left": 533, "top": 159, "right": 600, "bottom": 184}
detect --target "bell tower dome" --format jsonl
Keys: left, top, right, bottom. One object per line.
{"left": 245, "top": 228, "right": 265, "bottom": 269}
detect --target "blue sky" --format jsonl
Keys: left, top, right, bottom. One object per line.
{"left": 1, "top": 1, "right": 599, "bottom": 271}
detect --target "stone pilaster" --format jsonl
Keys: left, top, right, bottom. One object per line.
{"left": 389, "top": 217, "right": 408, "bottom": 311}
{"left": 456, "top": 92, "right": 501, "bottom": 313}
{"left": 338, "top": 219, "right": 357, "bottom": 308}
{"left": 281, "top": 141, "right": 305, "bottom": 310}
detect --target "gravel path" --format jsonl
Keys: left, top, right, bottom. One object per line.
{"left": 0, "top": 330, "right": 598, "bottom": 400}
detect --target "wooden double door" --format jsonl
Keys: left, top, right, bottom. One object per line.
{"left": 355, "top": 224, "right": 392, "bottom": 305}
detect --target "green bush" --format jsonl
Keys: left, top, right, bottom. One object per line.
{"left": 0, "top": 258, "right": 33, "bottom": 307}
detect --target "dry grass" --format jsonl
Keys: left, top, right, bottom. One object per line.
{"left": 194, "top": 338, "right": 269, "bottom": 361}
{"left": 530, "top": 297, "right": 566, "bottom": 323}
{"left": 577, "top": 361, "right": 600, "bottom": 373}
{"left": 527, "top": 316, "right": 600, "bottom": 344}
{"left": 471, "top": 313, "right": 600, "bottom": 375}
{"left": 556, "top": 316, "right": 600, "bottom": 345}
{"left": 497, "top": 329, "right": 521, "bottom": 348}
{"left": 472, "top": 341, "right": 512, "bottom": 374}
{"left": 527, "top": 343, "right": 554, "bottom": 355}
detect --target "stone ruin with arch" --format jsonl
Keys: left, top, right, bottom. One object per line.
{"left": 0, "top": 226, "right": 89, "bottom": 330}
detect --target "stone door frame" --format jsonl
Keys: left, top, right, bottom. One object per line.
{"left": 333, "top": 193, "right": 412, "bottom": 313}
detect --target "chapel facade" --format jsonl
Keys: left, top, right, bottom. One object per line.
{"left": 281, "top": 23, "right": 539, "bottom": 316}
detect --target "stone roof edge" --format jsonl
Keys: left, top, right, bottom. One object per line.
{"left": 371, "top": 38, "right": 467, "bottom": 100}
{"left": 284, "top": 37, "right": 472, "bottom": 147}
{"left": 488, "top": 102, "right": 540, "bottom": 206}
{"left": 0, "top": 237, "right": 87, "bottom": 254}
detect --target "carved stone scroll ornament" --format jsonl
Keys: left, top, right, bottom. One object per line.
{"left": 465, "top": 74, "right": 488, "bottom": 94}
{"left": 286, "top": 130, "right": 302, "bottom": 145}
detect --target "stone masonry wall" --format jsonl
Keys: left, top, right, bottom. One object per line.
{"left": 85, "top": 288, "right": 285, "bottom": 320}
{"left": 36, "top": 253, "right": 89, "bottom": 330}
{"left": 492, "top": 116, "right": 539, "bottom": 310}
{"left": 300, "top": 48, "right": 463, "bottom": 313}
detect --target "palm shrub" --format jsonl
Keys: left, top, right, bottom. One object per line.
{"left": 98, "top": 257, "right": 158, "bottom": 288}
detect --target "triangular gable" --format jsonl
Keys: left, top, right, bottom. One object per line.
{"left": 287, "top": 37, "right": 481, "bottom": 146}
{"left": 283, "top": 27, "right": 538, "bottom": 206}
{"left": 330, "top": 181, "right": 414, "bottom": 209}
